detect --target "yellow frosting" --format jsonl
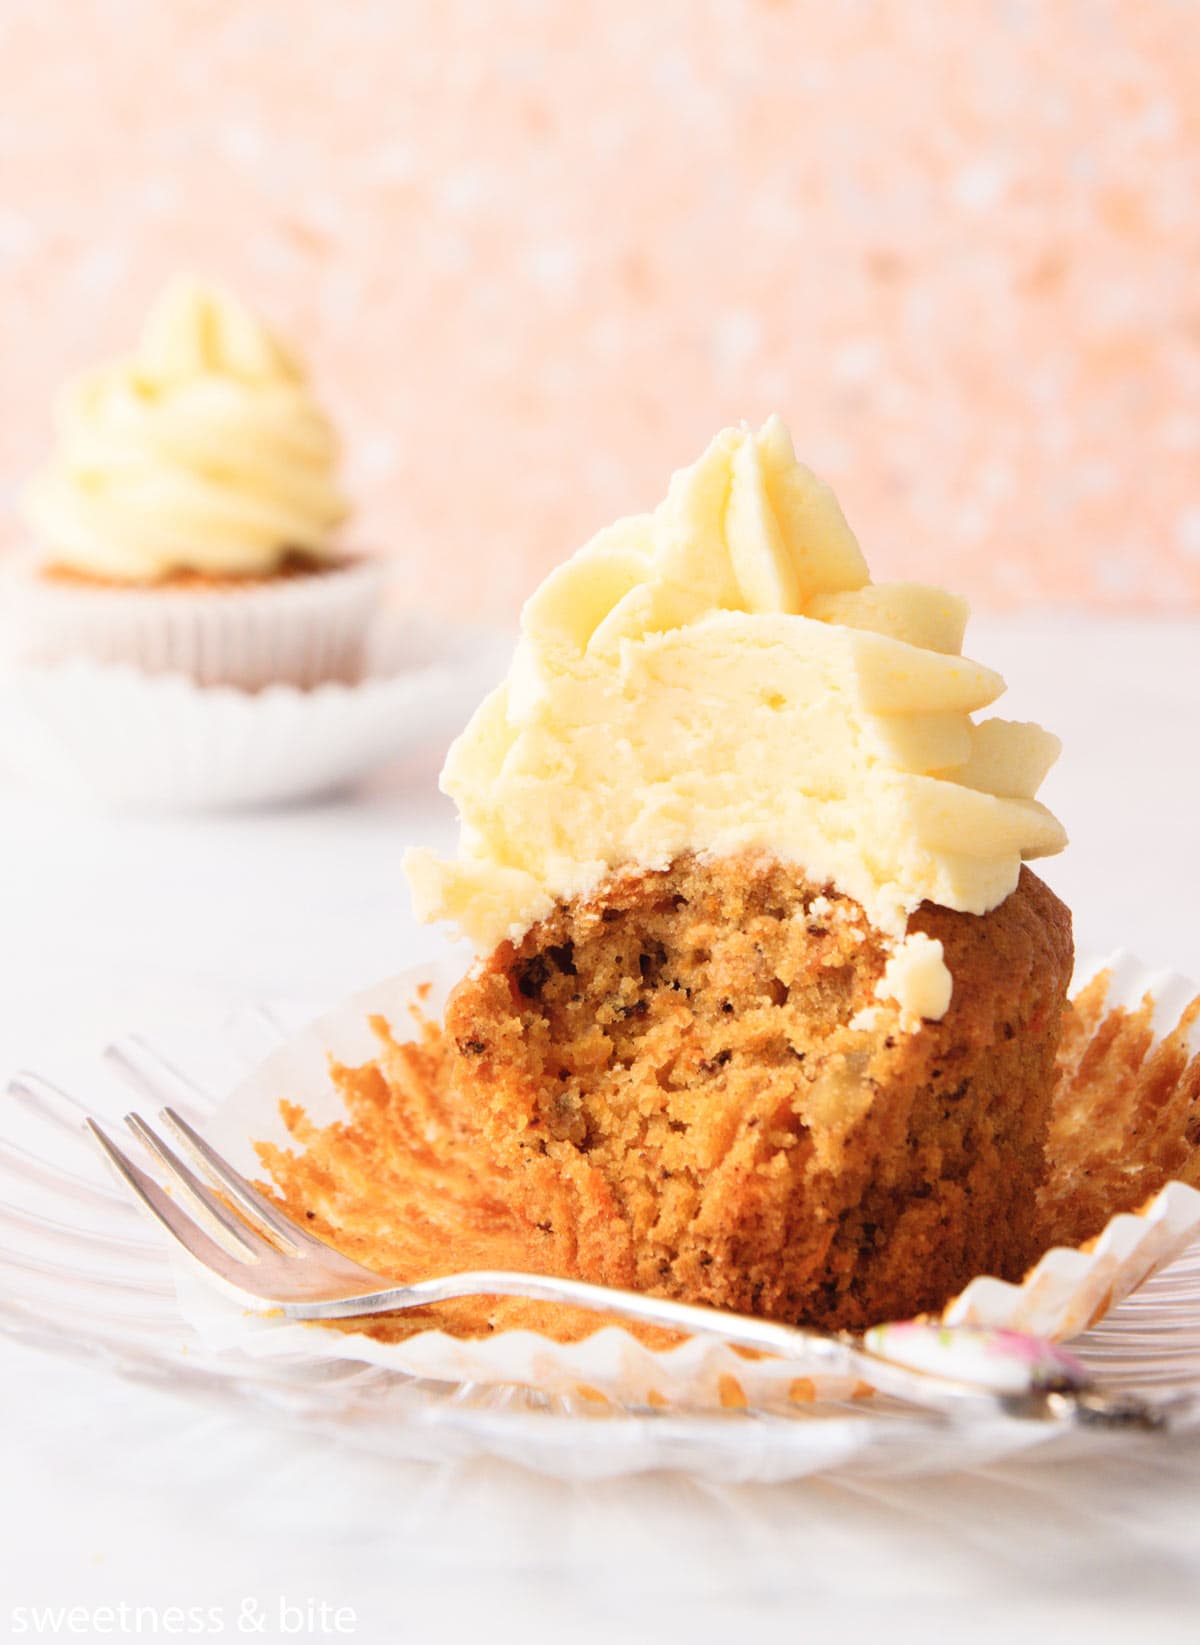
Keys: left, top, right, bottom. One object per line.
{"left": 23, "top": 278, "right": 350, "bottom": 581}
{"left": 406, "top": 417, "right": 1066, "bottom": 1019}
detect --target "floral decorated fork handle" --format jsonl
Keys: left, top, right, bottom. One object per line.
{"left": 856, "top": 1320, "right": 1170, "bottom": 1429}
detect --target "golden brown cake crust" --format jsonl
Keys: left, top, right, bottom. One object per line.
{"left": 443, "top": 857, "right": 1075, "bottom": 1330}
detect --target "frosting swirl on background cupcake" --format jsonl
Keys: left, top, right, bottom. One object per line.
{"left": 407, "top": 417, "right": 1067, "bottom": 1018}
{"left": 23, "top": 278, "right": 350, "bottom": 582}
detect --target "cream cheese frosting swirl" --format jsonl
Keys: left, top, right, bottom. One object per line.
{"left": 406, "top": 418, "right": 1066, "bottom": 1017}
{"left": 23, "top": 278, "right": 350, "bottom": 581}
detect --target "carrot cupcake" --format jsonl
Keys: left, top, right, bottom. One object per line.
{"left": 407, "top": 417, "right": 1072, "bottom": 1329}
{"left": 9, "top": 277, "right": 381, "bottom": 691}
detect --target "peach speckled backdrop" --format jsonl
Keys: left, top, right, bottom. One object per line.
{"left": 1, "top": 0, "right": 1197, "bottom": 617}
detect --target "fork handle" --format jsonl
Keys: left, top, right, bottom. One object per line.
{"left": 280, "top": 1269, "right": 1165, "bottom": 1427}
{"left": 287, "top": 1268, "right": 856, "bottom": 1369}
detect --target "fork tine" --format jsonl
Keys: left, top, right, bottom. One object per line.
{"left": 86, "top": 1119, "right": 261, "bottom": 1284}
{"left": 122, "top": 1114, "right": 265, "bottom": 1260}
{"left": 157, "top": 1107, "right": 312, "bottom": 1255}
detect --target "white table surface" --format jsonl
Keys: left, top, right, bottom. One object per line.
{"left": 2, "top": 612, "right": 1199, "bottom": 1643}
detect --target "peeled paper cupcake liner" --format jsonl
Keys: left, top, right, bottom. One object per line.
{"left": 1, "top": 554, "right": 384, "bottom": 692}
{"left": 165, "top": 950, "right": 1200, "bottom": 1410}
{"left": 946, "top": 950, "right": 1200, "bottom": 1338}
{"left": 0, "top": 616, "right": 510, "bottom": 811}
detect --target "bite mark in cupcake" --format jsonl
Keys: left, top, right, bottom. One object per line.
{"left": 408, "top": 416, "right": 1067, "bottom": 1018}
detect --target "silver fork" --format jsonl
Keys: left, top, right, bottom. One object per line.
{"left": 88, "top": 1107, "right": 1178, "bottom": 1430}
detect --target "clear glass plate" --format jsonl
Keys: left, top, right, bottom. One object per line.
{"left": 3, "top": 998, "right": 1199, "bottom": 1484}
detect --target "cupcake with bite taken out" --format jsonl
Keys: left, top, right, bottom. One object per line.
{"left": 6, "top": 277, "right": 381, "bottom": 692}
{"left": 407, "top": 417, "right": 1073, "bottom": 1331}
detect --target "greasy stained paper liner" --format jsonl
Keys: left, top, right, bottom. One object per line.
{"left": 171, "top": 952, "right": 1200, "bottom": 1411}
{"left": 1, "top": 555, "right": 384, "bottom": 692}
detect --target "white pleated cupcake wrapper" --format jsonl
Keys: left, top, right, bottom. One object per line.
{"left": 1, "top": 557, "right": 384, "bottom": 691}
{"left": 172, "top": 951, "right": 1200, "bottom": 1410}
{"left": 0, "top": 616, "right": 510, "bottom": 811}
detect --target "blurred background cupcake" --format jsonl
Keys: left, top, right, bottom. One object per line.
{"left": 6, "top": 277, "right": 382, "bottom": 691}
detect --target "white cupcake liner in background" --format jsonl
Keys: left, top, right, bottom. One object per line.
{"left": 171, "top": 952, "right": 1200, "bottom": 1411}
{"left": 0, "top": 554, "right": 384, "bottom": 691}
{"left": 0, "top": 616, "right": 510, "bottom": 812}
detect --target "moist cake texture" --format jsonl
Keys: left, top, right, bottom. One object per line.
{"left": 444, "top": 855, "right": 1073, "bottom": 1330}
{"left": 257, "top": 958, "right": 1200, "bottom": 1354}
